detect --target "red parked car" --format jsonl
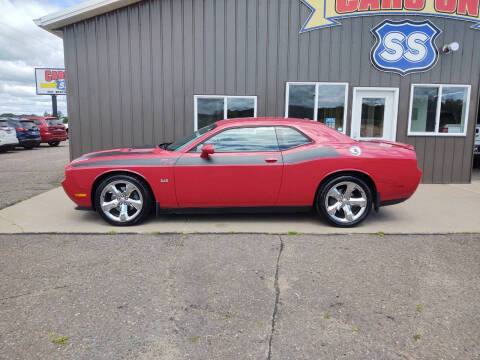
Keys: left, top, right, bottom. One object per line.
{"left": 62, "top": 118, "right": 422, "bottom": 227}
{"left": 25, "top": 116, "right": 67, "bottom": 147}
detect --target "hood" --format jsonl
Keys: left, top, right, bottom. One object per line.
{"left": 76, "top": 146, "right": 159, "bottom": 161}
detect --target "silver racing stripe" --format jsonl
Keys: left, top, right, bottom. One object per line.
{"left": 282, "top": 147, "right": 339, "bottom": 163}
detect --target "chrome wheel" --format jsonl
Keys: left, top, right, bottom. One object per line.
{"left": 324, "top": 181, "right": 368, "bottom": 224}
{"left": 100, "top": 180, "right": 143, "bottom": 223}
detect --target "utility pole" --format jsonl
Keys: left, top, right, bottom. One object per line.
{"left": 52, "top": 95, "right": 58, "bottom": 118}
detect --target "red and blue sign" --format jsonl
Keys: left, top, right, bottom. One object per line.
{"left": 370, "top": 20, "right": 441, "bottom": 76}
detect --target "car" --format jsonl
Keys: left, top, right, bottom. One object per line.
{"left": 64, "top": 123, "right": 69, "bottom": 138}
{"left": 0, "top": 118, "right": 19, "bottom": 152}
{"left": 62, "top": 117, "right": 422, "bottom": 227}
{"left": 5, "top": 119, "right": 41, "bottom": 149}
{"left": 25, "top": 116, "right": 67, "bottom": 147}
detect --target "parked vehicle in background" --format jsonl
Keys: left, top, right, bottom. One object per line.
{"left": 25, "top": 116, "right": 67, "bottom": 147}
{"left": 64, "top": 123, "right": 69, "bottom": 138}
{"left": 5, "top": 119, "right": 41, "bottom": 149}
{"left": 0, "top": 119, "right": 19, "bottom": 152}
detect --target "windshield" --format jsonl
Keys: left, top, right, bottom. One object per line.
{"left": 19, "top": 121, "right": 37, "bottom": 129}
{"left": 0, "top": 120, "right": 8, "bottom": 127}
{"left": 166, "top": 124, "right": 216, "bottom": 151}
{"left": 46, "top": 119, "right": 63, "bottom": 126}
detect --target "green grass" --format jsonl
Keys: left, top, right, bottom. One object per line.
{"left": 321, "top": 312, "right": 329, "bottom": 319}
{"left": 189, "top": 336, "right": 199, "bottom": 343}
{"left": 413, "top": 333, "right": 421, "bottom": 341}
{"left": 108, "top": 231, "right": 117, "bottom": 235}
{"left": 377, "top": 231, "right": 385, "bottom": 237}
{"left": 417, "top": 305, "right": 423, "bottom": 312}
{"left": 52, "top": 336, "right": 68, "bottom": 345}
{"left": 225, "top": 312, "right": 234, "bottom": 319}
{"left": 286, "top": 231, "right": 299, "bottom": 235}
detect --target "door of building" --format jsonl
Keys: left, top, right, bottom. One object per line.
{"left": 351, "top": 87, "right": 399, "bottom": 141}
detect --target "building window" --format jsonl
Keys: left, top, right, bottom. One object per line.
{"left": 285, "top": 82, "right": 348, "bottom": 133}
{"left": 194, "top": 95, "right": 257, "bottom": 130}
{"left": 408, "top": 84, "right": 471, "bottom": 136}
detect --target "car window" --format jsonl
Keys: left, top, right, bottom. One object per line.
{"left": 194, "top": 126, "right": 279, "bottom": 152}
{"left": 166, "top": 123, "right": 216, "bottom": 151}
{"left": 46, "top": 119, "right": 63, "bottom": 125}
{"left": 276, "top": 126, "right": 312, "bottom": 150}
{"left": 34, "top": 120, "right": 42, "bottom": 125}
{"left": 19, "top": 121, "right": 37, "bottom": 129}
{"left": 0, "top": 120, "right": 9, "bottom": 127}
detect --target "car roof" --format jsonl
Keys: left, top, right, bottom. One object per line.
{"left": 213, "top": 117, "right": 353, "bottom": 143}
{"left": 214, "top": 117, "right": 318, "bottom": 127}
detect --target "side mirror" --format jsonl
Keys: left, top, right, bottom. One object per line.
{"left": 201, "top": 143, "right": 214, "bottom": 158}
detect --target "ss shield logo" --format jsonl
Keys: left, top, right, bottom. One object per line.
{"left": 371, "top": 20, "right": 441, "bottom": 76}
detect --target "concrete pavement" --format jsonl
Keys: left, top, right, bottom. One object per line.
{"left": 1, "top": 233, "right": 479, "bottom": 359}
{"left": 0, "top": 173, "right": 479, "bottom": 233}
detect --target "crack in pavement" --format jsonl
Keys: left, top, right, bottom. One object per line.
{"left": 267, "top": 235, "right": 284, "bottom": 360}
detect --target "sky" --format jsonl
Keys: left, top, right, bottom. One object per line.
{"left": 0, "top": 0, "right": 83, "bottom": 116}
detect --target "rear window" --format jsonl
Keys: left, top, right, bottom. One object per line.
{"left": 275, "top": 127, "right": 312, "bottom": 150}
{"left": 19, "top": 121, "right": 37, "bottom": 129}
{"left": 46, "top": 119, "right": 63, "bottom": 126}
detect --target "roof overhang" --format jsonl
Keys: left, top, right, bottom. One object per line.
{"left": 34, "top": 0, "right": 143, "bottom": 38}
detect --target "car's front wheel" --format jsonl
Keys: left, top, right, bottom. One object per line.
{"left": 316, "top": 175, "right": 372, "bottom": 227}
{"left": 48, "top": 141, "right": 60, "bottom": 147}
{"left": 94, "top": 174, "right": 153, "bottom": 226}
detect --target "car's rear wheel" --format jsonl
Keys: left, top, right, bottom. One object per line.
{"left": 94, "top": 174, "right": 153, "bottom": 226}
{"left": 23, "top": 145, "right": 34, "bottom": 150}
{"left": 316, "top": 175, "right": 372, "bottom": 227}
{"left": 48, "top": 141, "right": 60, "bottom": 147}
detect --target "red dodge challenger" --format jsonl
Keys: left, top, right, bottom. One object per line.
{"left": 62, "top": 118, "right": 422, "bottom": 227}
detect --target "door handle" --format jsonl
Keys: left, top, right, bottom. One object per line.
{"left": 264, "top": 158, "right": 278, "bottom": 163}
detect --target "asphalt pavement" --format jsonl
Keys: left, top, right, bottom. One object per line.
{"left": 1, "top": 233, "right": 479, "bottom": 360}
{"left": 0, "top": 141, "right": 70, "bottom": 209}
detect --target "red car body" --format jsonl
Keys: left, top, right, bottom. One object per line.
{"left": 25, "top": 116, "right": 67, "bottom": 145}
{"left": 62, "top": 118, "right": 422, "bottom": 225}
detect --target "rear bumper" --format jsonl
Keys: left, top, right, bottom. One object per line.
{"left": 41, "top": 134, "right": 67, "bottom": 142}
{"left": 0, "top": 138, "right": 19, "bottom": 146}
{"left": 18, "top": 138, "right": 41, "bottom": 145}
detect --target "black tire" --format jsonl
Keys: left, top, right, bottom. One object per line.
{"left": 48, "top": 141, "right": 60, "bottom": 147}
{"left": 0, "top": 147, "right": 7, "bottom": 153}
{"left": 316, "top": 175, "right": 373, "bottom": 227}
{"left": 94, "top": 174, "right": 153, "bottom": 226}
{"left": 23, "top": 145, "right": 34, "bottom": 150}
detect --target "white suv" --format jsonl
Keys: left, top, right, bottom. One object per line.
{"left": 0, "top": 119, "right": 18, "bottom": 152}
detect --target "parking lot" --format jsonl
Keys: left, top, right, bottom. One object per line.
{"left": 0, "top": 142, "right": 69, "bottom": 209}
{"left": 1, "top": 232, "right": 479, "bottom": 360}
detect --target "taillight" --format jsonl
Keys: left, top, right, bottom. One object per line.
{"left": 16, "top": 128, "right": 26, "bottom": 132}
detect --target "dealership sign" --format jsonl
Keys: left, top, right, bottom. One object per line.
{"left": 35, "top": 68, "right": 66, "bottom": 95}
{"left": 300, "top": 0, "right": 480, "bottom": 32}
{"left": 370, "top": 20, "right": 440, "bottom": 75}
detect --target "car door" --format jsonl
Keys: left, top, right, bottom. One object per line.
{"left": 174, "top": 126, "right": 284, "bottom": 207}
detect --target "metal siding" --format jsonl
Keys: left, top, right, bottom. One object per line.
{"left": 63, "top": 0, "right": 479, "bottom": 183}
